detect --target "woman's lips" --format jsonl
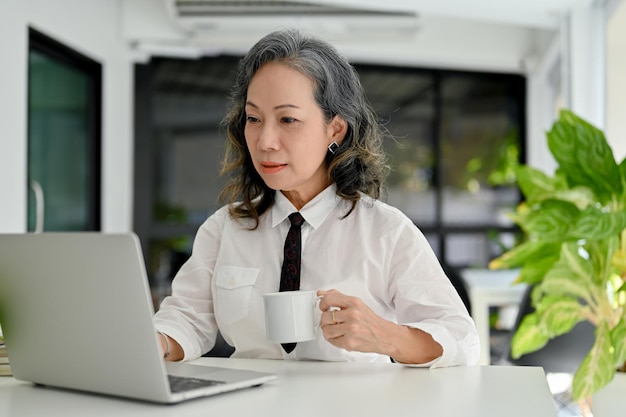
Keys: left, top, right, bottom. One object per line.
{"left": 260, "top": 162, "right": 287, "bottom": 174}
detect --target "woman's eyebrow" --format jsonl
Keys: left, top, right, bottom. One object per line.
{"left": 245, "top": 100, "right": 301, "bottom": 110}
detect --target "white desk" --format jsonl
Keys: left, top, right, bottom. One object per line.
{"left": 461, "top": 268, "right": 526, "bottom": 365}
{"left": 0, "top": 358, "right": 557, "bottom": 417}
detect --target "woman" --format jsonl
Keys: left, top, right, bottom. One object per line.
{"left": 154, "top": 29, "right": 479, "bottom": 367}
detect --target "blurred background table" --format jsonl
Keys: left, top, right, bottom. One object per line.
{"left": 461, "top": 268, "right": 525, "bottom": 365}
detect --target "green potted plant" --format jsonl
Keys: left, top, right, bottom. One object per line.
{"left": 489, "top": 109, "right": 626, "bottom": 404}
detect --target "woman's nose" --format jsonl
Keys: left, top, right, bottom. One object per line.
{"left": 257, "top": 122, "right": 280, "bottom": 151}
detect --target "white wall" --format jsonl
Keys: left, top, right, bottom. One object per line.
{"left": 0, "top": 0, "right": 133, "bottom": 233}
{"left": 333, "top": 16, "right": 552, "bottom": 74}
{"left": 607, "top": 0, "right": 626, "bottom": 162}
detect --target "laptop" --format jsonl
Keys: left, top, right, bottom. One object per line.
{"left": 0, "top": 232, "right": 276, "bottom": 404}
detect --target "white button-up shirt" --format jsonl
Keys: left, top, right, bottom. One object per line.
{"left": 154, "top": 185, "right": 480, "bottom": 367}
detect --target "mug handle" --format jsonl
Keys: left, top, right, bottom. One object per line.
{"left": 313, "top": 295, "right": 340, "bottom": 332}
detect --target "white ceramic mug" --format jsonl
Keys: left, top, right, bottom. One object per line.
{"left": 263, "top": 290, "right": 320, "bottom": 344}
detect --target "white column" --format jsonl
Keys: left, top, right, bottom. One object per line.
{"left": 0, "top": 3, "right": 28, "bottom": 233}
{"left": 567, "top": 2, "right": 606, "bottom": 129}
{"left": 606, "top": 0, "right": 626, "bottom": 162}
{"left": 526, "top": 34, "right": 560, "bottom": 174}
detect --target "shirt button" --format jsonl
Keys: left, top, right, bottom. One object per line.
{"left": 228, "top": 277, "right": 235, "bottom": 287}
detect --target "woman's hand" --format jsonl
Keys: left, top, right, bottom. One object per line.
{"left": 156, "top": 331, "right": 184, "bottom": 362}
{"left": 317, "top": 289, "right": 396, "bottom": 355}
{"left": 317, "top": 289, "right": 443, "bottom": 364}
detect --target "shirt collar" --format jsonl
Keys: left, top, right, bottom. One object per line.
{"left": 271, "top": 184, "right": 340, "bottom": 229}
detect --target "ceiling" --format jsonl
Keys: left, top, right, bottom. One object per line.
{"left": 160, "top": 0, "right": 593, "bottom": 42}
{"left": 333, "top": 0, "right": 593, "bottom": 28}
{"left": 125, "top": 0, "right": 600, "bottom": 72}
{"left": 127, "top": 0, "right": 611, "bottom": 118}
{"left": 167, "top": 0, "right": 592, "bottom": 30}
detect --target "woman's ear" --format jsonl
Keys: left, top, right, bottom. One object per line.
{"left": 327, "top": 115, "right": 348, "bottom": 145}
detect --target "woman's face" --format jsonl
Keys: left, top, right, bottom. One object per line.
{"left": 244, "top": 62, "right": 345, "bottom": 208}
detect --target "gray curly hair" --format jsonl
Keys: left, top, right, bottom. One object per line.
{"left": 220, "top": 28, "right": 389, "bottom": 228}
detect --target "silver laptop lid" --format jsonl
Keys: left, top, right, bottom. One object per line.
{"left": 0, "top": 233, "right": 177, "bottom": 402}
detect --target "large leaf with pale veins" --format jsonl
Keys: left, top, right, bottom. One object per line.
{"left": 572, "top": 209, "right": 626, "bottom": 241}
{"left": 535, "top": 296, "right": 584, "bottom": 337}
{"left": 547, "top": 110, "right": 623, "bottom": 203}
{"left": 572, "top": 322, "right": 615, "bottom": 400}
{"left": 535, "top": 243, "right": 593, "bottom": 305}
{"left": 610, "top": 319, "right": 626, "bottom": 368}
{"left": 521, "top": 199, "right": 580, "bottom": 241}
{"left": 510, "top": 313, "right": 550, "bottom": 358}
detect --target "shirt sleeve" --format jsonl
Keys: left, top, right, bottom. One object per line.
{"left": 153, "top": 208, "right": 226, "bottom": 361}
{"left": 388, "top": 220, "right": 480, "bottom": 368}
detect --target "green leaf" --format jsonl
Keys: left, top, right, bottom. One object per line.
{"left": 489, "top": 240, "right": 560, "bottom": 271}
{"left": 520, "top": 199, "right": 580, "bottom": 241}
{"left": 611, "top": 319, "right": 626, "bottom": 368}
{"left": 572, "top": 209, "right": 626, "bottom": 240}
{"left": 586, "top": 236, "right": 619, "bottom": 286}
{"left": 514, "top": 165, "right": 567, "bottom": 203}
{"left": 614, "top": 247, "right": 626, "bottom": 272}
{"left": 516, "top": 252, "right": 560, "bottom": 285}
{"left": 535, "top": 243, "right": 593, "bottom": 304}
{"left": 535, "top": 296, "right": 584, "bottom": 337}
{"left": 560, "top": 241, "right": 594, "bottom": 279}
{"left": 511, "top": 313, "right": 550, "bottom": 358}
{"left": 572, "top": 321, "right": 616, "bottom": 400}
{"left": 552, "top": 186, "right": 596, "bottom": 210}
{"left": 547, "top": 110, "right": 623, "bottom": 203}
{"left": 620, "top": 157, "right": 626, "bottom": 195}
{"left": 514, "top": 166, "right": 595, "bottom": 210}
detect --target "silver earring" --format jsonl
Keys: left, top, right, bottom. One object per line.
{"left": 328, "top": 142, "right": 339, "bottom": 154}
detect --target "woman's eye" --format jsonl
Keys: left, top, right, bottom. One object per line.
{"left": 281, "top": 117, "right": 296, "bottom": 124}
{"left": 246, "top": 115, "right": 259, "bottom": 123}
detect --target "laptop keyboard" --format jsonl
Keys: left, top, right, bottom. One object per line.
{"left": 167, "top": 375, "right": 226, "bottom": 393}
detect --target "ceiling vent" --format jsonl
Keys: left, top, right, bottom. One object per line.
{"left": 173, "top": 0, "right": 416, "bottom": 18}
{"left": 165, "top": 0, "right": 419, "bottom": 39}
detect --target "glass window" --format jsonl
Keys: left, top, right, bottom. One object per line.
{"left": 360, "top": 67, "right": 437, "bottom": 225}
{"left": 28, "top": 29, "right": 102, "bottom": 232}
{"left": 439, "top": 73, "right": 523, "bottom": 228}
{"left": 354, "top": 65, "right": 525, "bottom": 268}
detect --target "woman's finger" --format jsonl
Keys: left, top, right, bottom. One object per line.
{"left": 317, "top": 289, "right": 349, "bottom": 311}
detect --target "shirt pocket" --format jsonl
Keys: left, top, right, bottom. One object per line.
{"left": 214, "top": 266, "right": 259, "bottom": 325}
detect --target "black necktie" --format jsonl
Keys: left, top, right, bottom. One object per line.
{"left": 279, "top": 212, "right": 305, "bottom": 353}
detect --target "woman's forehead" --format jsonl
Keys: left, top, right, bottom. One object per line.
{"left": 246, "top": 62, "right": 317, "bottom": 107}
